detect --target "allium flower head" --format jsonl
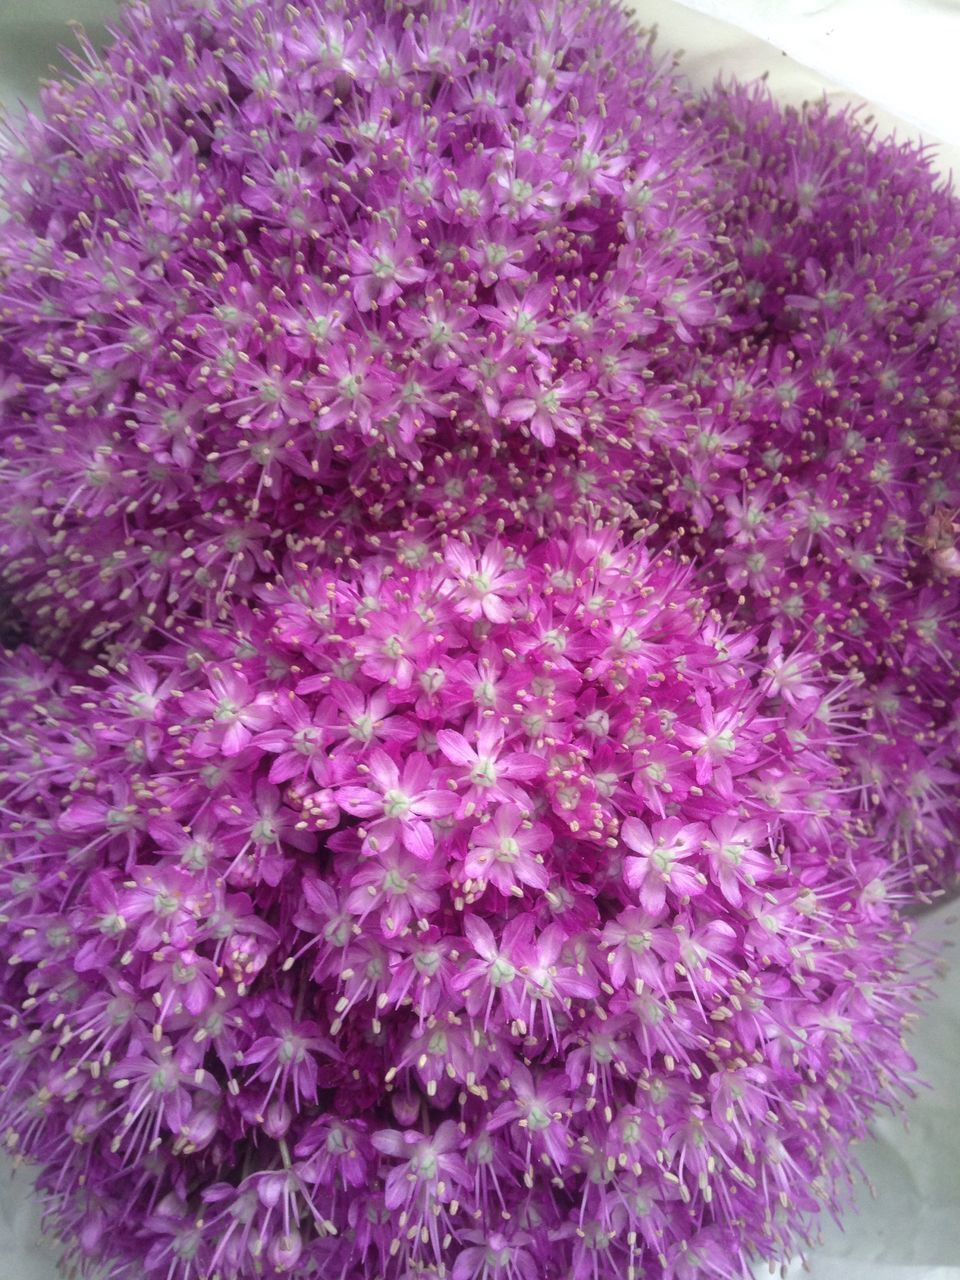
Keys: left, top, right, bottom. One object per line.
{"left": 0, "top": 530, "right": 921, "bottom": 1279}
{"left": 0, "top": 0, "right": 954, "bottom": 1274}
{"left": 638, "top": 88, "right": 960, "bottom": 890}
{"left": 2, "top": 0, "right": 959, "bottom": 896}
{"left": 0, "top": 0, "right": 716, "bottom": 651}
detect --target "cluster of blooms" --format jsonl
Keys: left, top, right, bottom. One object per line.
{"left": 0, "top": 0, "right": 715, "bottom": 651}
{"left": 648, "top": 87, "right": 960, "bottom": 894}
{"left": 323, "top": 94, "right": 960, "bottom": 896}
{"left": 2, "top": 0, "right": 958, "bottom": 899}
{"left": 0, "top": 531, "right": 920, "bottom": 1279}
{"left": 0, "top": 0, "right": 953, "bottom": 1276}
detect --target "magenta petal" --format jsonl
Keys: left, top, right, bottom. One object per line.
{"left": 402, "top": 819, "right": 434, "bottom": 860}
{"left": 336, "top": 787, "right": 382, "bottom": 818}
{"left": 639, "top": 875, "right": 666, "bottom": 916}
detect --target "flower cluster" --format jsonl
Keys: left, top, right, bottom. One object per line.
{"left": 0, "top": 532, "right": 919, "bottom": 1279}
{"left": 0, "top": 0, "right": 954, "bottom": 1276}
{"left": 647, "top": 88, "right": 960, "bottom": 892}
{"left": 0, "top": 0, "right": 714, "bottom": 651}
{"left": 2, "top": 0, "right": 957, "bottom": 899}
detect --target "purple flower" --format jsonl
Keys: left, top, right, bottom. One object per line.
{"left": 337, "top": 749, "right": 458, "bottom": 859}
{"left": 622, "top": 817, "right": 708, "bottom": 915}
{"left": 372, "top": 1121, "right": 470, "bottom": 1211}
{"left": 0, "top": 0, "right": 952, "bottom": 1273}
{"left": 444, "top": 542, "right": 525, "bottom": 624}
{"left": 462, "top": 804, "right": 552, "bottom": 897}
{"left": 0, "top": 0, "right": 719, "bottom": 656}
{"left": 437, "top": 723, "right": 544, "bottom": 813}
{"left": 0, "top": 524, "right": 927, "bottom": 1280}
{"left": 182, "top": 670, "right": 275, "bottom": 758}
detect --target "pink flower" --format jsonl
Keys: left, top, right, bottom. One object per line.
{"left": 463, "top": 804, "right": 551, "bottom": 897}
{"left": 443, "top": 542, "right": 524, "bottom": 624}
{"left": 142, "top": 946, "right": 219, "bottom": 1020}
{"left": 0, "top": 512, "right": 929, "bottom": 1279}
{"left": 488, "top": 1065, "right": 574, "bottom": 1172}
{"left": 703, "top": 816, "right": 772, "bottom": 906}
{"left": 502, "top": 370, "right": 590, "bottom": 446}
{"left": 437, "top": 723, "right": 544, "bottom": 813}
{"left": 371, "top": 1121, "right": 469, "bottom": 1210}
{"left": 182, "top": 669, "right": 275, "bottom": 757}
{"left": 242, "top": 1018, "right": 337, "bottom": 1112}
{"left": 337, "top": 750, "right": 458, "bottom": 859}
{"left": 451, "top": 914, "right": 528, "bottom": 1024}
{"left": 313, "top": 682, "right": 417, "bottom": 755}
{"left": 622, "top": 817, "right": 707, "bottom": 915}
{"left": 345, "top": 845, "right": 445, "bottom": 936}
{"left": 348, "top": 232, "right": 427, "bottom": 312}
{"left": 353, "top": 611, "right": 434, "bottom": 689}
{"left": 601, "top": 907, "right": 679, "bottom": 990}
{"left": 677, "top": 697, "right": 755, "bottom": 795}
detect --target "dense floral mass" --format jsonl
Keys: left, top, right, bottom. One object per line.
{"left": 2, "top": 0, "right": 958, "bottom": 895}
{"left": 652, "top": 87, "right": 960, "bottom": 895}
{"left": 0, "top": 0, "right": 955, "bottom": 1276}
{"left": 0, "top": 0, "right": 715, "bottom": 650}
{"left": 0, "top": 532, "right": 920, "bottom": 1278}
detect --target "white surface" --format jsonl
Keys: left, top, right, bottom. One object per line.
{"left": 669, "top": 0, "right": 960, "bottom": 153}
{"left": 768, "top": 901, "right": 960, "bottom": 1279}
{"left": 0, "top": 1166, "right": 61, "bottom": 1280}
{"left": 0, "top": 1, "right": 958, "bottom": 1278}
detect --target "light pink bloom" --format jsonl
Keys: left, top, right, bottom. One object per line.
{"left": 444, "top": 542, "right": 524, "bottom": 624}
{"left": 337, "top": 750, "right": 458, "bottom": 859}
{"left": 437, "top": 723, "right": 543, "bottom": 812}
{"left": 622, "top": 817, "right": 707, "bottom": 914}
{"left": 463, "top": 804, "right": 551, "bottom": 896}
